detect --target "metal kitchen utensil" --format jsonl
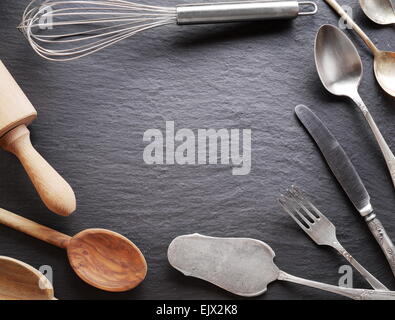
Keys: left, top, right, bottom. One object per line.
{"left": 0, "top": 207, "right": 147, "bottom": 292}
{"left": 315, "top": 25, "right": 395, "bottom": 188}
{"left": 19, "top": 0, "right": 317, "bottom": 61}
{"left": 0, "top": 256, "right": 55, "bottom": 300}
{"left": 324, "top": 0, "right": 395, "bottom": 97}
{"left": 295, "top": 104, "right": 395, "bottom": 278}
{"left": 168, "top": 234, "right": 395, "bottom": 299}
{"left": 359, "top": 0, "right": 395, "bottom": 25}
{"left": 279, "top": 185, "right": 388, "bottom": 291}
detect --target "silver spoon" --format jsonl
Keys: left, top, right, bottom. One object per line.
{"left": 324, "top": 0, "right": 395, "bottom": 97}
{"left": 168, "top": 234, "right": 395, "bottom": 299}
{"left": 359, "top": 0, "right": 395, "bottom": 25}
{"left": 315, "top": 24, "right": 395, "bottom": 188}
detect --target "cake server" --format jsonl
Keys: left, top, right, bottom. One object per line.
{"left": 168, "top": 234, "right": 395, "bottom": 299}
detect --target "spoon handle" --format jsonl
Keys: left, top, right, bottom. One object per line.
{"left": 364, "top": 111, "right": 395, "bottom": 186}
{"left": 352, "top": 95, "right": 395, "bottom": 188}
{"left": 0, "top": 208, "right": 71, "bottom": 249}
{"left": 324, "top": 0, "right": 379, "bottom": 55}
{"left": 278, "top": 270, "right": 395, "bottom": 300}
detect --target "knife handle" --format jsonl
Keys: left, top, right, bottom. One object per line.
{"left": 367, "top": 217, "right": 395, "bottom": 277}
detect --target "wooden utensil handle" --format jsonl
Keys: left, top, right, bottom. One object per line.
{"left": 0, "top": 208, "right": 71, "bottom": 249}
{"left": 0, "top": 125, "right": 76, "bottom": 216}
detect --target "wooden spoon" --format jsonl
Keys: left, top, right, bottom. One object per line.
{"left": 0, "top": 256, "right": 55, "bottom": 300}
{"left": 0, "top": 208, "right": 147, "bottom": 292}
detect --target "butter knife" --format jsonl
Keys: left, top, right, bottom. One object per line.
{"left": 295, "top": 104, "right": 395, "bottom": 278}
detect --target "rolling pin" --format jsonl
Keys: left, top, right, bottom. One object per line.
{"left": 0, "top": 61, "right": 76, "bottom": 216}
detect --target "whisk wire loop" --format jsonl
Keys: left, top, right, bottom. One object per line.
{"left": 20, "top": 0, "right": 177, "bottom": 61}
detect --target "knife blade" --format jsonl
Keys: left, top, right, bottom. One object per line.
{"left": 295, "top": 104, "right": 395, "bottom": 277}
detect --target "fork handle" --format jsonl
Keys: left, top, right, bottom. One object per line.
{"left": 278, "top": 271, "right": 395, "bottom": 300}
{"left": 367, "top": 217, "right": 395, "bottom": 278}
{"left": 331, "top": 242, "right": 388, "bottom": 291}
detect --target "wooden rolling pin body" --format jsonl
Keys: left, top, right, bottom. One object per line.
{"left": 0, "top": 61, "right": 76, "bottom": 216}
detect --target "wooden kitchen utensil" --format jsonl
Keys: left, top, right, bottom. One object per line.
{"left": 0, "top": 256, "right": 55, "bottom": 300}
{"left": 0, "top": 61, "right": 76, "bottom": 216}
{"left": 0, "top": 208, "right": 147, "bottom": 292}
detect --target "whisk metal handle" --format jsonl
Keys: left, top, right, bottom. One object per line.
{"left": 176, "top": 1, "right": 317, "bottom": 25}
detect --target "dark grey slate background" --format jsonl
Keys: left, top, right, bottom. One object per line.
{"left": 0, "top": 0, "right": 394, "bottom": 300}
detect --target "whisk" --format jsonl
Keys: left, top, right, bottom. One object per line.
{"left": 19, "top": 0, "right": 318, "bottom": 61}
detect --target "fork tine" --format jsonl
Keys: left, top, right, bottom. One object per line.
{"left": 283, "top": 190, "right": 315, "bottom": 225}
{"left": 289, "top": 186, "right": 320, "bottom": 221}
{"left": 279, "top": 195, "right": 311, "bottom": 231}
{"left": 305, "top": 200, "right": 325, "bottom": 219}
{"left": 290, "top": 185, "right": 311, "bottom": 205}
{"left": 291, "top": 186, "right": 324, "bottom": 219}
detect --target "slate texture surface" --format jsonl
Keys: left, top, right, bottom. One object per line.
{"left": 0, "top": 0, "right": 394, "bottom": 300}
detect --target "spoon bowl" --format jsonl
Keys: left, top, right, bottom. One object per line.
{"left": 0, "top": 208, "right": 148, "bottom": 293}
{"left": 315, "top": 24, "right": 362, "bottom": 97}
{"left": 67, "top": 228, "right": 148, "bottom": 292}
{"left": 325, "top": 0, "right": 395, "bottom": 97}
{"left": 374, "top": 51, "right": 395, "bottom": 97}
{"left": 315, "top": 24, "right": 395, "bottom": 188}
{"left": 0, "top": 256, "right": 55, "bottom": 300}
{"left": 359, "top": 0, "right": 395, "bottom": 25}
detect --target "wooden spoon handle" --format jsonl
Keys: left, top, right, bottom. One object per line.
{"left": 0, "top": 208, "right": 71, "bottom": 249}
{"left": 0, "top": 125, "right": 76, "bottom": 216}
{"left": 324, "top": 0, "right": 379, "bottom": 55}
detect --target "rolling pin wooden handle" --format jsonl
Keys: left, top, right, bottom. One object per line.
{"left": 0, "top": 208, "right": 71, "bottom": 249}
{"left": 0, "top": 125, "right": 76, "bottom": 216}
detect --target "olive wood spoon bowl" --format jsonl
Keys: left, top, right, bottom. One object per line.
{"left": 0, "top": 208, "right": 147, "bottom": 292}
{"left": 0, "top": 256, "right": 55, "bottom": 300}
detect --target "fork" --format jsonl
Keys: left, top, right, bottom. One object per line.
{"left": 278, "top": 186, "right": 388, "bottom": 291}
